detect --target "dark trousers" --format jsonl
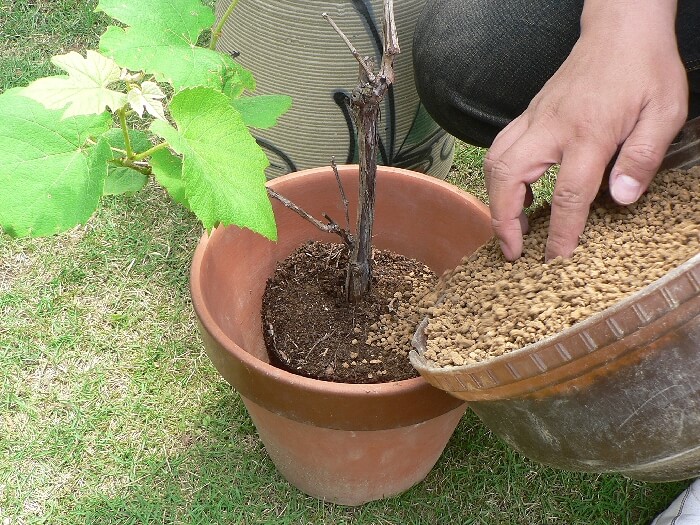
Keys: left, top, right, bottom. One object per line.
{"left": 413, "top": 0, "right": 700, "bottom": 148}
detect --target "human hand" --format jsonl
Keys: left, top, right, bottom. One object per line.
{"left": 483, "top": 0, "right": 688, "bottom": 261}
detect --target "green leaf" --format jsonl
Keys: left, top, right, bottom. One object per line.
{"left": 0, "top": 89, "right": 112, "bottom": 237}
{"left": 97, "top": 0, "right": 235, "bottom": 91}
{"left": 21, "top": 51, "right": 127, "bottom": 118}
{"left": 103, "top": 169, "right": 148, "bottom": 196}
{"left": 101, "top": 128, "right": 151, "bottom": 195}
{"left": 97, "top": 0, "right": 214, "bottom": 40}
{"left": 222, "top": 63, "right": 256, "bottom": 99}
{"left": 150, "top": 87, "right": 275, "bottom": 239}
{"left": 232, "top": 95, "right": 292, "bottom": 129}
{"left": 151, "top": 148, "right": 187, "bottom": 207}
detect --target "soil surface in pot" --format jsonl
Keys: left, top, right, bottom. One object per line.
{"left": 419, "top": 167, "right": 700, "bottom": 367}
{"left": 262, "top": 240, "right": 436, "bottom": 383}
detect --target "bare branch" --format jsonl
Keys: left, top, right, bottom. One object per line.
{"left": 343, "top": 0, "right": 400, "bottom": 303}
{"left": 322, "top": 12, "right": 376, "bottom": 82}
{"left": 331, "top": 157, "right": 351, "bottom": 230}
{"left": 267, "top": 187, "right": 354, "bottom": 248}
{"left": 323, "top": 213, "right": 354, "bottom": 248}
{"left": 379, "top": 0, "right": 400, "bottom": 82}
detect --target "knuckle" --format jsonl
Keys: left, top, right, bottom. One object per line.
{"left": 532, "top": 99, "right": 560, "bottom": 123}
{"left": 623, "top": 142, "right": 665, "bottom": 172}
{"left": 666, "top": 100, "right": 689, "bottom": 126}
{"left": 482, "top": 150, "right": 499, "bottom": 175}
{"left": 550, "top": 185, "right": 590, "bottom": 212}
{"left": 572, "top": 118, "right": 599, "bottom": 140}
{"left": 484, "top": 157, "right": 511, "bottom": 184}
{"left": 490, "top": 216, "right": 510, "bottom": 232}
{"left": 545, "top": 233, "right": 566, "bottom": 253}
{"left": 490, "top": 216, "right": 521, "bottom": 237}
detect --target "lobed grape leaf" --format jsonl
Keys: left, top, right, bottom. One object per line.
{"left": 97, "top": 0, "right": 238, "bottom": 91}
{"left": 97, "top": 0, "right": 214, "bottom": 40}
{"left": 150, "top": 87, "right": 276, "bottom": 239}
{"left": 232, "top": 95, "right": 293, "bottom": 129}
{"left": 0, "top": 89, "right": 113, "bottom": 237}
{"left": 101, "top": 128, "right": 152, "bottom": 195}
{"left": 21, "top": 51, "right": 127, "bottom": 118}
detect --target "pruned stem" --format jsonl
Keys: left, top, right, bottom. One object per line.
{"left": 380, "top": 0, "right": 400, "bottom": 77}
{"left": 343, "top": 0, "right": 399, "bottom": 303}
{"left": 322, "top": 13, "right": 376, "bottom": 82}
{"left": 331, "top": 157, "right": 351, "bottom": 230}
{"left": 270, "top": 0, "right": 399, "bottom": 304}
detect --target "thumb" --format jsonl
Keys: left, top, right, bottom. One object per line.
{"left": 609, "top": 111, "right": 686, "bottom": 205}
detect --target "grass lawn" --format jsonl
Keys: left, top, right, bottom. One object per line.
{"left": 0, "top": 1, "right": 690, "bottom": 523}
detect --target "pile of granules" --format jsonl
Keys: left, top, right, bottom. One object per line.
{"left": 418, "top": 167, "right": 699, "bottom": 368}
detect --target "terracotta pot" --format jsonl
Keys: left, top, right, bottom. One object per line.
{"left": 410, "top": 121, "right": 700, "bottom": 482}
{"left": 215, "top": 0, "right": 455, "bottom": 180}
{"left": 190, "top": 165, "right": 493, "bottom": 505}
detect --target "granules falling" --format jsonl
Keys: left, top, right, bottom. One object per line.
{"left": 420, "top": 167, "right": 699, "bottom": 368}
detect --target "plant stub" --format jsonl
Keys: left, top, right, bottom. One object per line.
{"left": 262, "top": 1, "right": 410, "bottom": 383}
{"left": 343, "top": 0, "right": 399, "bottom": 303}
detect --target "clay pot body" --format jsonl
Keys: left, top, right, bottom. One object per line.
{"left": 215, "top": 0, "right": 454, "bottom": 179}
{"left": 190, "top": 165, "right": 493, "bottom": 505}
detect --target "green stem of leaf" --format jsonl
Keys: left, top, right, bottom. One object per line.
{"left": 110, "top": 158, "right": 152, "bottom": 176}
{"left": 209, "top": 0, "right": 240, "bottom": 50}
{"left": 118, "top": 108, "right": 134, "bottom": 159}
{"left": 131, "top": 141, "right": 170, "bottom": 161}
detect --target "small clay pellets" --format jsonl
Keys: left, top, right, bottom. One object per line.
{"left": 416, "top": 167, "right": 699, "bottom": 367}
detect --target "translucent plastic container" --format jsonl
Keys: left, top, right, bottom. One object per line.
{"left": 410, "top": 118, "right": 700, "bottom": 482}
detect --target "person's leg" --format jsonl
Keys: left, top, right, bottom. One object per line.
{"left": 412, "top": 0, "right": 700, "bottom": 148}
{"left": 652, "top": 479, "right": 700, "bottom": 525}
{"left": 679, "top": 1, "right": 700, "bottom": 120}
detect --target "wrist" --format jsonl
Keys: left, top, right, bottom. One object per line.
{"left": 581, "top": 0, "right": 678, "bottom": 36}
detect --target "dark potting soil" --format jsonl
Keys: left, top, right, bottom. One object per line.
{"left": 261, "top": 240, "right": 436, "bottom": 383}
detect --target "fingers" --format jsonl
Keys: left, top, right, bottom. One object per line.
{"left": 483, "top": 116, "right": 529, "bottom": 186}
{"left": 609, "top": 105, "right": 687, "bottom": 205}
{"left": 485, "top": 121, "right": 560, "bottom": 260}
{"left": 545, "top": 143, "right": 615, "bottom": 261}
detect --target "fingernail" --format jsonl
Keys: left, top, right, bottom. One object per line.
{"left": 610, "top": 173, "right": 642, "bottom": 205}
